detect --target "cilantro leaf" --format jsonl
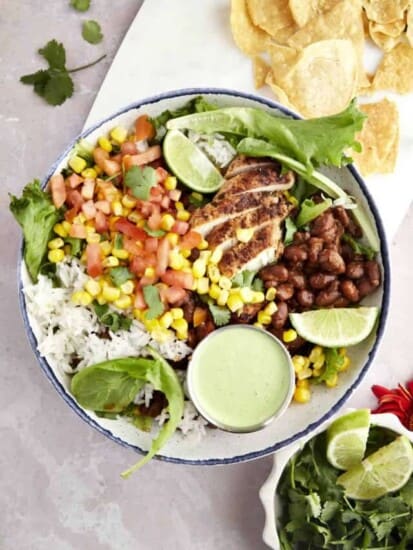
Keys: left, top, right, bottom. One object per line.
{"left": 93, "top": 302, "right": 132, "bottom": 332}
{"left": 314, "top": 348, "right": 344, "bottom": 384}
{"left": 82, "top": 20, "right": 103, "bottom": 44}
{"left": 125, "top": 166, "right": 157, "bottom": 200}
{"left": 110, "top": 267, "right": 134, "bottom": 287}
{"left": 143, "top": 224, "right": 166, "bottom": 238}
{"left": 42, "top": 71, "right": 74, "bottom": 106}
{"left": 342, "top": 233, "right": 376, "bottom": 261}
{"left": 70, "top": 0, "right": 90, "bottom": 11}
{"left": 208, "top": 302, "right": 230, "bottom": 327}
{"left": 39, "top": 39, "right": 66, "bottom": 69}
{"left": 231, "top": 269, "right": 263, "bottom": 292}
{"left": 143, "top": 285, "right": 164, "bottom": 320}
{"left": 65, "top": 237, "right": 83, "bottom": 257}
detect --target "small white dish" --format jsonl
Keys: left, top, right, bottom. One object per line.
{"left": 259, "top": 411, "right": 413, "bottom": 550}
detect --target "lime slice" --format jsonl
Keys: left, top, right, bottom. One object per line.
{"left": 326, "top": 409, "right": 370, "bottom": 470}
{"left": 289, "top": 307, "right": 379, "bottom": 348}
{"left": 163, "top": 129, "right": 224, "bottom": 193}
{"left": 337, "top": 435, "right": 413, "bottom": 500}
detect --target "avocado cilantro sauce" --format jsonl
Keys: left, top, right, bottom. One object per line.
{"left": 10, "top": 96, "right": 381, "bottom": 473}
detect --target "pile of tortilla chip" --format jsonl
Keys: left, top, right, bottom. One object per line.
{"left": 230, "top": 0, "right": 413, "bottom": 175}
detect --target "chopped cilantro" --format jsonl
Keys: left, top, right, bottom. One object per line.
{"left": 70, "top": 0, "right": 90, "bottom": 11}
{"left": 232, "top": 269, "right": 263, "bottom": 292}
{"left": 110, "top": 267, "right": 134, "bottom": 287}
{"left": 114, "top": 234, "right": 123, "bottom": 250}
{"left": 144, "top": 224, "right": 166, "bottom": 238}
{"left": 342, "top": 233, "right": 376, "bottom": 261}
{"left": 208, "top": 302, "right": 231, "bottom": 327}
{"left": 65, "top": 237, "right": 83, "bottom": 257}
{"left": 142, "top": 285, "right": 164, "bottom": 320}
{"left": 93, "top": 302, "right": 132, "bottom": 332}
{"left": 124, "top": 166, "right": 157, "bottom": 200}
{"left": 82, "top": 20, "right": 103, "bottom": 45}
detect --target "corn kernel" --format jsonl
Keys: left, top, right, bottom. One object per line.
{"left": 200, "top": 250, "right": 212, "bottom": 263}
{"left": 120, "top": 280, "right": 135, "bottom": 295}
{"left": 210, "top": 247, "right": 223, "bottom": 265}
{"left": 133, "top": 308, "right": 143, "bottom": 321}
{"left": 181, "top": 248, "right": 191, "bottom": 259}
{"left": 73, "top": 213, "right": 86, "bottom": 224}
{"left": 169, "top": 250, "right": 185, "bottom": 270}
{"left": 250, "top": 291, "right": 265, "bottom": 304}
{"left": 297, "top": 368, "right": 313, "bottom": 380}
{"left": 84, "top": 279, "right": 101, "bottom": 297}
{"left": 122, "top": 195, "right": 137, "bottom": 209}
{"left": 257, "top": 311, "right": 271, "bottom": 325}
{"left": 294, "top": 386, "right": 311, "bottom": 403}
{"left": 197, "top": 238, "right": 209, "bottom": 250}
{"left": 128, "top": 211, "right": 142, "bottom": 224}
{"left": 313, "top": 357, "right": 325, "bottom": 371}
{"left": 63, "top": 244, "right": 71, "bottom": 255}
{"left": 239, "top": 287, "right": 254, "bottom": 303}
{"left": 296, "top": 379, "right": 310, "bottom": 389}
{"left": 93, "top": 164, "right": 102, "bottom": 176}
{"left": 338, "top": 348, "right": 347, "bottom": 356}
{"left": 114, "top": 295, "right": 132, "bottom": 309}
{"left": 175, "top": 201, "right": 184, "bottom": 211}
{"left": 151, "top": 328, "right": 174, "bottom": 343}
{"left": 85, "top": 225, "right": 95, "bottom": 235}
{"left": 53, "top": 223, "right": 67, "bottom": 238}
{"left": 71, "top": 290, "right": 93, "bottom": 306}
{"left": 102, "top": 286, "right": 121, "bottom": 302}
{"left": 100, "top": 241, "right": 112, "bottom": 256}
{"left": 166, "top": 232, "right": 179, "bottom": 246}
{"left": 325, "top": 374, "right": 338, "bottom": 388}
{"left": 309, "top": 346, "right": 323, "bottom": 363}
{"left": 102, "top": 256, "right": 119, "bottom": 267}
{"left": 96, "top": 294, "right": 106, "bottom": 305}
{"left": 253, "top": 322, "right": 263, "bottom": 329}
{"left": 196, "top": 277, "right": 210, "bottom": 295}
{"left": 285, "top": 191, "right": 299, "bottom": 207}
{"left": 48, "top": 237, "right": 64, "bottom": 250}
{"left": 48, "top": 249, "right": 65, "bottom": 263}
{"left": 86, "top": 233, "right": 101, "bottom": 244}
{"left": 292, "top": 355, "right": 310, "bottom": 373}
{"left": 112, "top": 248, "right": 129, "bottom": 260}
{"left": 177, "top": 210, "right": 190, "bottom": 222}
{"left": 159, "top": 312, "right": 173, "bottom": 328}
{"left": 264, "top": 302, "right": 278, "bottom": 316}
{"left": 98, "top": 136, "right": 112, "bottom": 152}
{"left": 192, "top": 259, "right": 206, "bottom": 278}
{"left": 209, "top": 283, "right": 221, "bottom": 300}
{"left": 62, "top": 221, "right": 72, "bottom": 233}
{"left": 137, "top": 219, "right": 146, "bottom": 228}
{"left": 69, "top": 155, "right": 87, "bottom": 174}
{"left": 207, "top": 264, "right": 220, "bottom": 283}
{"left": 217, "top": 289, "right": 229, "bottom": 307}
{"left": 265, "top": 287, "right": 277, "bottom": 301}
{"left": 110, "top": 126, "right": 128, "bottom": 144}
{"left": 227, "top": 294, "right": 243, "bottom": 312}
{"left": 218, "top": 276, "right": 232, "bottom": 290}
{"left": 144, "top": 318, "right": 161, "bottom": 332}
{"left": 283, "top": 329, "right": 297, "bottom": 343}
{"left": 111, "top": 200, "right": 123, "bottom": 216}
{"left": 338, "top": 356, "right": 351, "bottom": 372}
{"left": 164, "top": 176, "right": 177, "bottom": 190}
{"left": 161, "top": 213, "right": 175, "bottom": 231}
{"left": 170, "top": 308, "right": 184, "bottom": 320}
{"left": 236, "top": 227, "right": 254, "bottom": 243}
{"left": 144, "top": 267, "right": 155, "bottom": 278}
{"left": 172, "top": 318, "right": 188, "bottom": 333}
{"left": 81, "top": 167, "right": 98, "bottom": 179}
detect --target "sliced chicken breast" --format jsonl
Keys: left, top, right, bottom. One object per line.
{"left": 215, "top": 165, "right": 294, "bottom": 200}
{"left": 225, "top": 155, "right": 276, "bottom": 178}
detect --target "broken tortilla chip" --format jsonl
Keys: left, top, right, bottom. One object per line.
{"left": 252, "top": 56, "right": 270, "bottom": 88}
{"left": 368, "top": 19, "right": 406, "bottom": 51}
{"left": 353, "top": 99, "right": 399, "bottom": 176}
{"left": 373, "top": 42, "right": 413, "bottom": 94}
{"left": 247, "top": 0, "right": 295, "bottom": 36}
{"left": 230, "top": 0, "right": 269, "bottom": 56}
{"left": 288, "top": 0, "right": 341, "bottom": 28}
{"left": 407, "top": 7, "right": 413, "bottom": 47}
{"left": 268, "top": 39, "right": 358, "bottom": 118}
{"left": 362, "top": 0, "right": 409, "bottom": 25}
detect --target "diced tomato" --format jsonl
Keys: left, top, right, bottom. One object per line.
{"left": 180, "top": 230, "right": 202, "bottom": 249}
{"left": 86, "top": 242, "right": 103, "bottom": 278}
{"left": 134, "top": 288, "right": 147, "bottom": 310}
{"left": 161, "top": 195, "right": 171, "bottom": 210}
{"left": 145, "top": 237, "right": 159, "bottom": 253}
{"left": 96, "top": 180, "right": 118, "bottom": 202}
{"left": 81, "top": 178, "right": 95, "bottom": 200}
{"left": 156, "top": 237, "right": 170, "bottom": 276}
{"left": 102, "top": 159, "right": 121, "bottom": 176}
{"left": 161, "top": 270, "right": 194, "bottom": 290}
{"left": 130, "top": 255, "right": 146, "bottom": 276}
{"left": 172, "top": 221, "right": 189, "bottom": 236}
{"left": 112, "top": 153, "right": 122, "bottom": 163}
{"left": 65, "top": 207, "right": 77, "bottom": 222}
{"left": 193, "top": 307, "right": 207, "bottom": 327}
{"left": 67, "top": 173, "right": 83, "bottom": 189}
{"left": 140, "top": 201, "right": 152, "bottom": 217}
{"left": 122, "top": 146, "right": 162, "bottom": 169}
{"left": 95, "top": 210, "right": 109, "bottom": 233}
{"left": 49, "top": 174, "right": 66, "bottom": 208}
{"left": 66, "top": 189, "right": 84, "bottom": 213}
{"left": 114, "top": 217, "right": 147, "bottom": 241}
{"left": 144, "top": 252, "right": 157, "bottom": 267}
{"left": 165, "top": 286, "right": 187, "bottom": 305}
{"left": 156, "top": 166, "right": 169, "bottom": 183}
{"left": 121, "top": 141, "right": 137, "bottom": 156}
{"left": 169, "top": 189, "right": 181, "bottom": 201}
{"left": 93, "top": 147, "right": 109, "bottom": 169}
{"left": 149, "top": 185, "right": 163, "bottom": 204}
{"left": 147, "top": 206, "right": 162, "bottom": 230}
{"left": 135, "top": 114, "right": 155, "bottom": 141}
{"left": 95, "top": 200, "right": 111, "bottom": 214}
{"left": 140, "top": 274, "right": 159, "bottom": 286}
{"left": 124, "top": 237, "right": 143, "bottom": 256}
{"left": 81, "top": 200, "right": 96, "bottom": 220}
{"left": 69, "top": 224, "right": 87, "bottom": 239}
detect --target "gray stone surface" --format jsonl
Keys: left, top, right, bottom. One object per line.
{"left": 0, "top": 2, "right": 412, "bottom": 549}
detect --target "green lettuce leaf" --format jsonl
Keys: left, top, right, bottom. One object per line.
{"left": 10, "top": 180, "right": 62, "bottom": 281}
{"left": 296, "top": 197, "right": 332, "bottom": 227}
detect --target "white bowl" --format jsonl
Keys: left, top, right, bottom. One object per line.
{"left": 18, "top": 88, "right": 390, "bottom": 466}
{"left": 259, "top": 411, "right": 412, "bottom": 549}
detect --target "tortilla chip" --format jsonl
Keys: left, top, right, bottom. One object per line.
{"left": 353, "top": 99, "right": 399, "bottom": 176}
{"left": 407, "top": 7, "right": 413, "bottom": 47}
{"left": 372, "top": 42, "right": 413, "bottom": 94}
{"left": 368, "top": 20, "right": 404, "bottom": 52}
{"left": 230, "top": 0, "right": 269, "bottom": 56}
{"left": 265, "top": 71, "right": 296, "bottom": 110}
{"left": 362, "top": 0, "right": 409, "bottom": 25}
{"left": 288, "top": 0, "right": 341, "bottom": 28}
{"left": 252, "top": 56, "right": 270, "bottom": 88}
{"left": 268, "top": 39, "right": 358, "bottom": 118}
{"left": 247, "top": 0, "right": 296, "bottom": 36}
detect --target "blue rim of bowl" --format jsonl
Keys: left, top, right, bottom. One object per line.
{"left": 17, "top": 87, "right": 391, "bottom": 466}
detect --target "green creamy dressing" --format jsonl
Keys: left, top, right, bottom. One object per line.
{"left": 190, "top": 327, "right": 292, "bottom": 431}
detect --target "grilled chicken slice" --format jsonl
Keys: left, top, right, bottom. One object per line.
{"left": 215, "top": 165, "right": 294, "bottom": 200}
{"left": 225, "top": 155, "right": 276, "bottom": 178}
{"left": 218, "top": 223, "right": 284, "bottom": 278}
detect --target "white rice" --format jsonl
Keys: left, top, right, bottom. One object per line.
{"left": 24, "top": 258, "right": 207, "bottom": 438}
{"left": 188, "top": 131, "right": 236, "bottom": 168}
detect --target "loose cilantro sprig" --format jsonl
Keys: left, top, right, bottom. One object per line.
{"left": 20, "top": 39, "right": 105, "bottom": 106}
{"left": 208, "top": 302, "right": 231, "bottom": 327}
{"left": 124, "top": 166, "right": 157, "bottom": 201}
{"left": 70, "top": 0, "right": 90, "bottom": 11}
{"left": 82, "top": 20, "right": 103, "bottom": 44}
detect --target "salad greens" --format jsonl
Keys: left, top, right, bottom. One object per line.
{"left": 296, "top": 197, "right": 333, "bottom": 227}
{"left": 278, "top": 428, "right": 413, "bottom": 549}
{"left": 284, "top": 217, "right": 298, "bottom": 246}
{"left": 71, "top": 347, "right": 185, "bottom": 477}
{"left": 93, "top": 302, "right": 132, "bottom": 332}
{"left": 166, "top": 100, "right": 365, "bottom": 171}
{"left": 342, "top": 234, "right": 376, "bottom": 261}
{"left": 10, "top": 180, "right": 62, "bottom": 282}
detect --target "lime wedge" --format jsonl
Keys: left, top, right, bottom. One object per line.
{"left": 326, "top": 409, "right": 370, "bottom": 470}
{"left": 163, "top": 129, "right": 224, "bottom": 193}
{"left": 289, "top": 307, "right": 379, "bottom": 348}
{"left": 337, "top": 435, "right": 413, "bottom": 500}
